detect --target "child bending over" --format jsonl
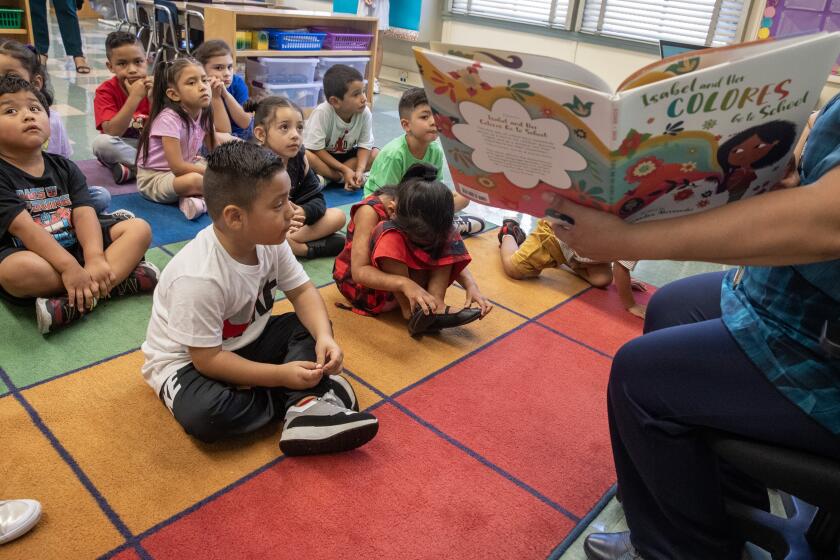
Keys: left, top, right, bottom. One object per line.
{"left": 136, "top": 58, "right": 229, "bottom": 220}
{"left": 498, "top": 218, "right": 646, "bottom": 318}
{"left": 251, "top": 96, "right": 346, "bottom": 259}
{"left": 0, "top": 77, "right": 156, "bottom": 334}
{"left": 334, "top": 163, "right": 492, "bottom": 336}
{"left": 141, "top": 141, "right": 378, "bottom": 455}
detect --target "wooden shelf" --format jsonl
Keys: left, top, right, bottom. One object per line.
{"left": 0, "top": 28, "right": 27, "bottom": 34}
{"left": 237, "top": 49, "right": 372, "bottom": 58}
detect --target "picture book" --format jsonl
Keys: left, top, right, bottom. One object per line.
{"left": 413, "top": 33, "right": 840, "bottom": 223}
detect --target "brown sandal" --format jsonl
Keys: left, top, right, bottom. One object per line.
{"left": 73, "top": 56, "right": 90, "bottom": 74}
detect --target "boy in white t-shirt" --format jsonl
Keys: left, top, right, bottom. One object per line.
{"left": 304, "top": 64, "right": 378, "bottom": 191}
{"left": 141, "top": 142, "right": 378, "bottom": 455}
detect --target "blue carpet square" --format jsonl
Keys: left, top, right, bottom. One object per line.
{"left": 111, "top": 193, "right": 211, "bottom": 247}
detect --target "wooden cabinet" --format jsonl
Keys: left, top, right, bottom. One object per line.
{"left": 0, "top": 0, "right": 33, "bottom": 44}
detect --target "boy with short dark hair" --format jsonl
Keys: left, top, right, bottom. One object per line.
{"left": 92, "top": 31, "right": 152, "bottom": 184}
{"left": 304, "top": 64, "right": 378, "bottom": 191}
{"left": 141, "top": 141, "right": 378, "bottom": 454}
{"left": 364, "top": 87, "right": 485, "bottom": 236}
{"left": 0, "top": 77, "right": 156, "bottom": 334}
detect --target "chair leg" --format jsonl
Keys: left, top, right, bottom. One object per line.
{"left": 805, "top": 508, "right": 840, "bottom": 558}
{"left": 726, "top": 495, "right": 819, "bottom": 560}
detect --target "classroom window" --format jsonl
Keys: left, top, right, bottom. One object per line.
{"left": 579, "top": 0, "right": 748, "bottom": 46}
{"left": 449, "top": 0, "right": 572, "bottom": 29}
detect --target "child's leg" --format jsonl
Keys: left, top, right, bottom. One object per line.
{"left": 305, "top": 150, "right": 342, "bottom": 181}
{"left": 367, "top": 148, "right": 380, "bottom": 169}
{"left": 0, "top": 251, "right": 64, "bottom": 298}
{"left": 500, "top": 235, "right": 540, "bottom": 280}
{"left": 378, "top": 258, "right": 416, "bottom": 319}
{"left": 453, "top": 192, "right": 470, "bottom": 212}
{"left": 425, "top": 265, "right": 452, "bottom": 304}
{"left": 172, "top": 173, "right": 205, "bottom": 197}
{"left": 104, "top": 219, "right": 153, "bottom": 284}
{"left": 574, "top": 262, "right": 614, "bottom": 289}
{"left": 614, "top": 263, "right": 646, "bottom": 319}
{"left": 287, "top": 208, "right": 347, "bottom": 256}
{"left": 91, "top": 135, "right": 138, "bottom": 167}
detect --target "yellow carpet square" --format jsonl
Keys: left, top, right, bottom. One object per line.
{"left": 275, "top": 283, "right": 526, "bottom": 396}
{"left": 0, "top": 397, "right": 124, "bottom": 558}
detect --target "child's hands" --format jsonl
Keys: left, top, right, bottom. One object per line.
{"left": 127, "top": 77, "right": 149, "bottom": 100}
{"left": 61, "top": 264, "right": 96, "bottom": 311}
{"left": 315, "top": 336, "right": 344, "bottom": 374}
{"left": 84, "top": 255, "right": 116, "bottom": 300}
{"left": 402, "top": 280, "right": 438, "bottom": 315}
{"left": 627, "top": 303, "right": 647, "bottom": 320}
{"left": 277, "top": 361, "right": 324, "bottom": 389}
{"left": 464, "top": 283, "right": 493, "bottom": 317}
{"left": 353, "top": 169, "right": 365, "bottom": 188}
{"left": 342, "top": 167, "right": 359, "bottom": 189}
{"left": 289, "top": 202, "right": 306, "bottom": 233}
{"left": 364, "top": 0, "right": 375, "bottom": 6}
{"left": 209, "top": 76, "right": 225, "bottom": 100}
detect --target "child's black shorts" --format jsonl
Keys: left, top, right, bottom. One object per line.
{"left": 0, "top": 215, "right": 118, "bottom": 304}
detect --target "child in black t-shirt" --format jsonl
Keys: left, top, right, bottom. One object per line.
{"left": 0, "top": 77, "right": 156, "bottom": 334}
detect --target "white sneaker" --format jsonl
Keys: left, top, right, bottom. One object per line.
{"left": 373, "top": 78, "right": 381, "bottom": 94}
{"left": 179, "top": 196, "right": 207, "bottom": 220}
{"left": 279, "top": 394, "right": 378, "bottom": 456}
{"left": 0, "top": 499, "right": 42, "bottom": 545}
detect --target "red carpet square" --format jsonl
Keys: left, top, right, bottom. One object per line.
{"left": 111, "top": 547, "right": 143, "bottom": 560}
{"left": 538, "top": 284, "right": 653, "bottom": 356}
{"left": 141, "top": 404, "right": 574, "bottom": 560}
{"left": 397, "top": 323, "right": 615, "bottom": 519}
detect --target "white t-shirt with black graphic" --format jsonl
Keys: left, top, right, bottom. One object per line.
{"left": 303, "top": 102, "right": 374, "bottom": 155}
{"left": 141, "top": 225, "right": 309, "bottom": 404}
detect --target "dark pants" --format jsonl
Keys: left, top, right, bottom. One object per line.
{"left": 30, "top": 0, "right": 84, "bottom": 57}
{"left": 609, "top": 272, "right": 840, "bottom": 560}
{"left": 164, "top": 313, "right": 333, "bottom": 443}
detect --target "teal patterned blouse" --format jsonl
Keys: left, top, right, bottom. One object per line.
{"left": 721, "top": 95, "right": 840, "bottom": 435}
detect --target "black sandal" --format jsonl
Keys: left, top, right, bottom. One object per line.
{"left": 408, "top": 305, "right": 482, "bottom": 337}
{"left": 304, "top": 233, "right": 346, "bottom": 259}
{"left": 74, "top": 56, "right": 91, "bottom": 74}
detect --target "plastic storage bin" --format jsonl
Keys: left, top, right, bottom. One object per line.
{"left": 266, "top": 29, "right": 326, "bottom": 51}
{"left": 247, "top": 57, "right": 318, "bottom": 85}
{"left": 250, "top": 81, "right": 323, "bottom": 109}
{"left": 309, "top": 27, "right": 373, "bottom": 51}
{"left": 315, "top": 56, "right": 370, "bottom": 81}
{"left": 0, "top": 8, "right": 23, "bottom": 29}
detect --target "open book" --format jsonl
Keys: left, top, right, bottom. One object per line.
{"left": 413, "top": 33, "right": 840, "bottom": 222}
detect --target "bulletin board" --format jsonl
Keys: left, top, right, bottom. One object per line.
{"left": 759, "top": 0, "right": 840, "bottom": 75}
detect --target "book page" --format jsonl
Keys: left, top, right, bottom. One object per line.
{"left": 616, "top": 34, "right": 819, "bottom": 93}
{"left": 415, "top": 48, "right": 616, "bottom": 218}
{"left": 609, "top": 32, "right": 840, "bottom": 223}
{"left": 429, "top": 42, "right": 613, "bottom": 94}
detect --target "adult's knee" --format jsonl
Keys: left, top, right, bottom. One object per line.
{"left": 608, "top": 336, "right": 652, "bottom": 404}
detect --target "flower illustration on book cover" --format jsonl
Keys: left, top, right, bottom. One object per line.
{"left": 453, "top": 98, "right": 587, "bottom": 190}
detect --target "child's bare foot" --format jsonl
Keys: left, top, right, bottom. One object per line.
{"left": 630, "top": 279, "right": 648, "bottom": 292}
{"left": 627, "top": 304, "right": 647, "bottom": 319}
{"left": 344, "top": 183, "right": 361, "bottom": 192}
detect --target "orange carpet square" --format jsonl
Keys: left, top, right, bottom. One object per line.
{"left": 0, "top": 396, "right": 124, "bottom": 558}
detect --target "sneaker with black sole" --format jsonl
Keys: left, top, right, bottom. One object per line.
{"left": 112, "top": 261, "right": 160, "bottom": 297}
{"left": 110, "top": 162, "right": 136, "bottom": 185}
{"left": 454, "top": 214, "right": 486, "bottom": 237}
{"left": 279, "top": 392, "right": 378, "bottom": 456}
{"left": 305, "top": 233, "right": 346, "bottom": 259}
{"left": 498, "top": 218, "right": 526, "bottom": 246}
{"left": 35, "top": 295, "right": 90, "bottom": 334}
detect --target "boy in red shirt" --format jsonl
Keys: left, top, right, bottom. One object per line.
{"left": 92, "top": 31, "right": 151, "bottom": 185}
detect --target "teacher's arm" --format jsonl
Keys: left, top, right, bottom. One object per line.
{"left": 549, "top": 165, "right": 840, "bottom": 267}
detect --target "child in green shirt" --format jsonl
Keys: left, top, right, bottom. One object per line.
{"left": 364, "top": 87, "right": 485, "bottom": 236}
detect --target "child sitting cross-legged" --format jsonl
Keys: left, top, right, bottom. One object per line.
{"left": 364, "top": 87, "right": 485, "bottom": 238}
{"left": 0, "top": 77, "right": 156, "bottom": 334}
{"left": 251, "top": 96, "right": 346, "bottom": 259}
{"left": 141, "top": 141, "right": 378, "bottom": 454}
{"left": 333, "top": 163, "right": 492, "bottom": 336}
{"left": 498, "top": 218, "right": 647, "bottom": 318}
{"left": 303, "top": 64, "right": 377, "bottom": 191}
{"left": 136, "top": 58, "right": 229, "bottom": 220}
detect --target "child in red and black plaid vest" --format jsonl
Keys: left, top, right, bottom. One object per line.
{"left": 333, "top": 163, "right": 492, "bottom": 336}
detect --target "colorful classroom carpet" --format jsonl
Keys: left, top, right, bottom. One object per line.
{"left": 0, "top": 187, "right": 653, "bottom": 559}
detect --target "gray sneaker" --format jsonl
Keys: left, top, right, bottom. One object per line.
{"left": 329, "top": 374, "right": 359, "bottom": 411}
{"left": 279, "top": 392, "right": 378, "bottom": 456}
